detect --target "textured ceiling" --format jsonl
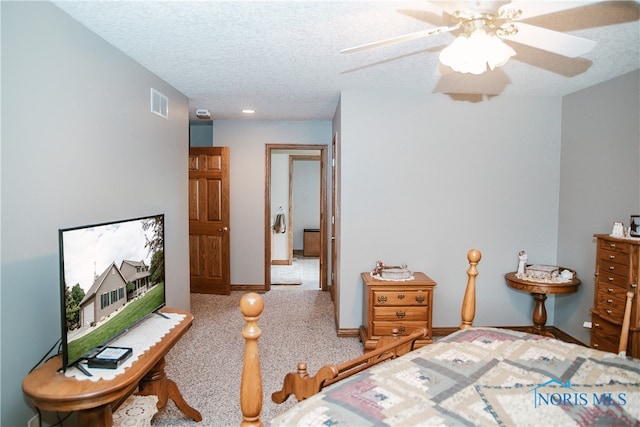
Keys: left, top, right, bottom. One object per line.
{"left": 51, "top": 1, "right": 639, "bottom": 122}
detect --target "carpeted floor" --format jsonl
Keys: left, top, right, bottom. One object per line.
{"left": 152, "top": 289, "right": 362, "bottom": 426}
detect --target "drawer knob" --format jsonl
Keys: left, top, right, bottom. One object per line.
{"left": 594, "top": 323, "right": 600, "bottom": 327}
{"left": 593, "top": 343, "right": 599, "bottom": 348}
{"left": 633, "top": 283, "right": 638, "bottom": 289}
{"left": 607, "top": 299, "right": 613, "bottom": 303}
{"left": 609, "top": 243, "right": 616, "bottom": 248}
{"left": 396, "top": 311, "right": 406, "bottom": 319}
{"left": 397, "top": 294, "right": 405, "bottom": 300}
{"left": 609, "top": 255, "right": 616, "bottom": 259}
{"left": 608, "top": 266, "right": 615, "bottom": 271}
{"left": 415, "top": 296, "right": 425, "bottom": 304}
{"left": 377, "top": 296, "right": 387, "bottom": 304}
{"left": 398, "top": 326, "right": 405, "bottom": 334}
{"left": 606, "top": 309, "right": 612, "bottom": 314}
{"left": 607, "top": 288, "right": 614, "bottom": 292}
{"left": 608, "top": 277, "right": 614, "bottom": 282}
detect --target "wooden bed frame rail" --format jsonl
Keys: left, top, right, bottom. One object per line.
{"left": 239, "top": 248, "right": 481, "bottom": 427}
{"left": 271, "top": 327, "right": 427, "bottom": 404}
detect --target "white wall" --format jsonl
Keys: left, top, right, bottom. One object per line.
{"left": 292, "top": 160, "right": 321, "bottom": 250}
{"left": 211, "top": 121, "right": 332, "bottom": 285}
{"left": 1, "top": 3, "right": 190, "bottom": 424}
{"left": 271, "top": 152, "right": 290, "bottom": 261}
{"left": 556, "top": 70, "right": 640, "bottom": 343}
{"left": 337, "top": 90, "right": 563, "bottom": 329}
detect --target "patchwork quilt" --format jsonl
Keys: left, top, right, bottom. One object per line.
{"left": 270, "top": 327, "right": 640, "bottom": 426}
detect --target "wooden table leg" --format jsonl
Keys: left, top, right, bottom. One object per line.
{"left": 531, "top": 293, "right": 555, "bottom": 338}
{"left": 77, "top": 403, "right": 113, "bottom": 427}
{"left": 138, "top": 357, "right": 202, "bottom": 422}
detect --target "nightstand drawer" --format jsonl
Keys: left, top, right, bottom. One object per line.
{"left": 372, "top": 290, "right": 430, "bottom": 306}
{"left": 373, "top": 306, "right": 427, "bottom": 321}
{"left": 373, "top": 321, "right": 429, "bottom": 337}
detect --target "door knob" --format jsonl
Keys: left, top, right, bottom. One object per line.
{"left": 219, "top": 226, "right": 229, "bottom": 232}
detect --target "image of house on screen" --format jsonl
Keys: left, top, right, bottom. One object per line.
{"left": 79, "top": 260, "right": 152, "bottom": 326}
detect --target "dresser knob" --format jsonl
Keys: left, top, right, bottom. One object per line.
{"left": 609, "top": 255, "right": 615, "bottom": 259}
{"left": 594, "top": 343, "right": 599, "bottom": 348}
{"left": 415, "top": 296, "right": 425, "bottom": 304}
{"left": 608, "top": 277, "right": 614, "bottom": 281}
{"left": 397, "top": 294, "right": 405, "bottom": 300}
{"left": 609, "top": 266, "right": 615, "bottom": 270}
{"left": 606, "top": 309, "right": 612, "bottom": 314}
{"left": 377, "top": 296, "right": 387, "bottom": 304}
{"left": 396, "top": 311, "right": 406, "bottom": 319}
{"left": 398, "top": 326, "right": 405, "bottom": 334}
{"left": 594, "top": 323, "right": 600, "bottom": 327}
{"left": 609, "top": 243, "right": 616, "bottom": 248}
{"left": 607, "top": 299, "right": 613, "bottom": 303}
{"left": 607, "top": 288, "right": 614, "bottom": 292}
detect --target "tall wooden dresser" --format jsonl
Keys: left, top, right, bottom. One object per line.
{"left": 591, "top": 234, "right": 639, "bottom": 357}
{"left": 360, "top": 272, "right": 436, "bottom": 351}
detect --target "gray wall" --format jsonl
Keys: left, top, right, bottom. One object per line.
{"left": 555, "top": 70, "right": 640, "bottom": 343}
{"left": 211, "top": 121, "right": 332, "bottom": 285}
{"left": 336, "top": 90, "right": 563, "bottom": 329}
{"left": 1, "top": 2, "right": 191, "bottom": 424}
{"left": 292, "top": 160, "right": 321, "bottom": 250}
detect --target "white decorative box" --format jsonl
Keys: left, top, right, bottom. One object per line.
{"left": 524, "top": 264, "right": 559, "bottom": 280}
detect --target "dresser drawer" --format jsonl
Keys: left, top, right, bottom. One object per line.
{"left": 372, "top": 290, "right": 430, "bottom": 306}
{"left": 599, "top": 239, "right": 631, "bottom": 254}
{"left": 591, "top": 333, "right": 619, "bottom": 353}
{"left": 595, "top": 291, "right": 625, "bottom": 321}
{"left": 598, "top": 259, "right": 629, "bottom": 280}
{"left": 597, "top": 285, "right": 629, "bottom": 302}
{"left": 591, "top": 314, "right": 621, "bottom": 353}
{"left": 373, "top": 306, "right": 427, "bottom": 321}
{"left": 599, "top": 248, "right": 630, "bottom": 266}
{"left": 373, "top": 321, "right": 429, "bottom": 337}
{"left": 597, "top": 271, "right": 628, "bottom": 289}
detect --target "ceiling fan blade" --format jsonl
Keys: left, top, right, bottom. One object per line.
{"left": 500, "top": 1, "right": 592, "bottom": 20}
{"left": 340, "top": 24, "right": 459, "bottom": 54}
{"left": 501, "top": 22, "right": 596, "bottom": 57}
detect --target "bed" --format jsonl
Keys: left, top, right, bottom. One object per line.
{"left": 238, "top": 250, "right": 640, "bottom": 426}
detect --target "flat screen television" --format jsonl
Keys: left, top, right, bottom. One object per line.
{"left": 58, "top": 214, "right": 166, "bottom": 372}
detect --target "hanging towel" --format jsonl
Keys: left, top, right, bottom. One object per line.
{"left": 273, "top": 213, "right": 286, "bottom": 234}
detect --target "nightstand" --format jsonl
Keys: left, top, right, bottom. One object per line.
{"left": 359, "top": 272, "right": 436, "bottom": 351}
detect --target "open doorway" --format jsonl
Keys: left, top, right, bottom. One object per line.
{"left": 265, "top": 144, "right": 328, "bottom": 292}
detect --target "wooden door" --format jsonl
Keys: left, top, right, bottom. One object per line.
{"left": 189, "top": 147, "right": 230, "bottom": 295}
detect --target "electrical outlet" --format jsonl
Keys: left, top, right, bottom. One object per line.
{"left": 27, "top": 413, "right": 39, "bottom": 427}
{"left": 583, "top": 321, "right": 592, "bottom": 328}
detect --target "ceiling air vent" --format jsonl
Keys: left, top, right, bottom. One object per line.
{"left": 150, "top": 88, "right": 168, "bottom": 119}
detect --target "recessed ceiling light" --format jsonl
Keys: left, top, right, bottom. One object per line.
{"left": 242, "top": 109, "right": 255, "bottom": 114}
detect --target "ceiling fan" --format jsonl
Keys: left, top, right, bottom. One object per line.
{"left": 341, "top": 1, "right": 598, "bottom": 75}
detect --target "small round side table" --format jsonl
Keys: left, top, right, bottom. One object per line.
{"left": 505, "top": 270, "right": 581, "bottom": 337}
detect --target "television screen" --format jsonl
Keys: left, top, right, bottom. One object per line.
{"left": 59, "top": 214, "right": 166, "bottom": 371}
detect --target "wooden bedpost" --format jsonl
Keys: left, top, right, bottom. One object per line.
{"left": 240, "top": 293, "right": 264, "bottom": 427}
{"left": 460, "top": 249, "right": 481, "bottom": 330}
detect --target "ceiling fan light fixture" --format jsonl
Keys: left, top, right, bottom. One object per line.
{"left": 439, "top": 29, "right": 516, "bottom": 75}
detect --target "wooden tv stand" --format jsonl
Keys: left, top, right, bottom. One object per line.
{"left": 22, "top": 308, "right": 202, "bottom": 427}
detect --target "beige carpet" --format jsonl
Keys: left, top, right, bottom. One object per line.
{"left": 152, "top": 289, "right": 362, "bottom": 426}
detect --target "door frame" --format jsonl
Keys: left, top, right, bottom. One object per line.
{"left": 265, "top": 144, "right": 328, "bottom": 291}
